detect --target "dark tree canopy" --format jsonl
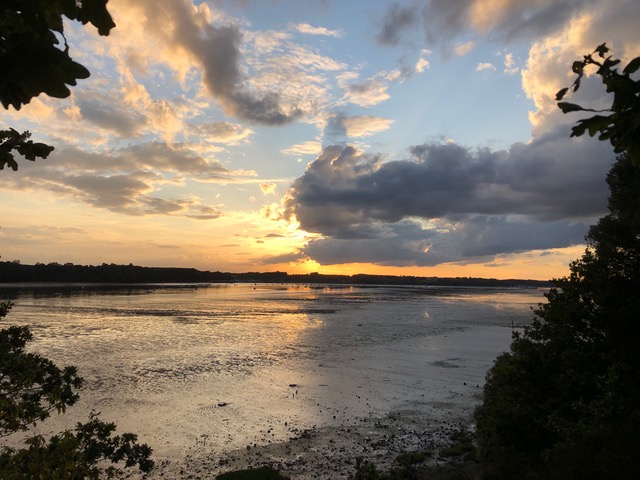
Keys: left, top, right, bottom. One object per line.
{"left": 475, "top": 153, "right": 640, "bottom": 479}
{"left": 556, "top": 44, "right": 640, "bottom": 166}
{"left": 0, "top": 128, "right": 54, "bottom": 171}
{"left": 0, "top": 0, "right": 115, "bottom": 110}
{"left": 0, "top": 302, "right": 82, "bottom": 437}
{"left": 0, "top": 0, "right": 115, "bottom": 171}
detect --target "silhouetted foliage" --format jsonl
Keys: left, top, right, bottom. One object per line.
{"left": 475, "top": 45, "right": 640, "bottom": 479}
{"left": 0, "top": 128, "right": 54, "bottom": 171}
{"left": 0, "top": 302, "right": 82, "bottom": 436}
{"left": 556, "top": 43, "right": 640, "bottom": 165}
{"left": 0, "top": 302, "right": 154, "bottom": 478}
{"left": 475, "top": 154, "right": 640, "bottom": 479}
{"left": 0, "top": 0, "right": 115, "bottom": 170}
{"left": 0, "top": 0, "right": 114, "bottom": 110}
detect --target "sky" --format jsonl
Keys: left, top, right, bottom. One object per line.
{"left": 1, "top": 0, "right": 639, "bottom": 280}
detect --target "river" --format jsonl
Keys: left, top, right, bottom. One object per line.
{"left": 1, "top": 284, "right": 544, "bottom": 478}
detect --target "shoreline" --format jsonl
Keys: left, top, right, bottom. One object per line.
{"left": 140, "top": 406, "right": 477, "bottom": 479}
{"left": 130, "top": 326, "right": 513, "bottom": 479}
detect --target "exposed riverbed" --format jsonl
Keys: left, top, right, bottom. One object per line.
{"left": 2, "top": 284, "right": 543, "bottom": 478}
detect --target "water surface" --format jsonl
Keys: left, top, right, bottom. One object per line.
{"left": 4, "top": 284, "right": 543, "bottom": 459}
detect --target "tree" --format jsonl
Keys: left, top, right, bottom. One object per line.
{"left": 0, "top": 0, "right": 115, "bottom": 170}
{"left": 0, "top": 302, "right": 153, "bottom": 478}
{"left": 475, "top": 46, "right": 640, "bottom": 479}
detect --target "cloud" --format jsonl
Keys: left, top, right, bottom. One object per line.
{"left": 75, "top": 92, "right": 146, "bottom": 137}
{"left": 342, "top": 116, "right": 394, "bottom": 137}
{"left": 239, "top": 33, "right": 348, "bottom": 125}
{"left": 289, "top": 218, "right": 590, "bottom": 267}
{"left": 341, "top": 78, "right": 391, "bottom": 107}
{"left": 415, "top": 57, "right": 430, "bottom": 73}
{"left": 375, "top": 1, "right": 638, "bottom": 140}
{"left": 259, "top": 183, "right": 277, "bottom": 195}
{"left": 191, "top": 121, "right": 253, "bottom": 144}
{"left": 418, "top": 0, "right": 596, "bottom": 46}
{"left": 281, "top": 129, "right": 614, "bottom": 267}
{"left": 504, "top": 52, "right": 519, "bottom": 74}
{"left": 453, "top": 41, "right": 475, "bottom": 56}
{"left": 476, "top": 62, "right": 496, "bottom": 72}
{"left": 1, "top": 226, "right": 89, "bottom": 246}
{"left": 377, "top": 3, "right": 418, "bottom": 46}
{"left": 109, "top": 0, "right": 302, "bottom": 125}
{"left": 325, "top": 115, "right": 394, "bottom": 140}
{"left": 375, "top": 0, "right": 636, "bottom": 63}
{"left": 291, "top": 23, "right": 342, "bottom": 38}
{"left": 185, "top": 205, "right": 225, "bottom": 220}
{"left": 2, "top": 142, "right": 253, "bottom": 218}
{"left": 338, "top": 67, "right": 414, "bottom": 108}
{"left": 520, "top": 2, "right": 640, "bottom": 135}
{"left": 281, "top": 141, "right": 322, "bottom": 156}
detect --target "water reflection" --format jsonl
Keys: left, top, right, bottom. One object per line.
{"left": 6, "top": 284, "right": 544, "bottom": 456}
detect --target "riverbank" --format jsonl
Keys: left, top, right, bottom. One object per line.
{"left": 139, "top": 406, "right": 478, "bottom": 479}
{"left": 129, "top": 326, "right": 512, "bottom": 479}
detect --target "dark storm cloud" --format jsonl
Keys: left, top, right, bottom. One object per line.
{"left": 280, "top": 128, "right": 614, "bottom": 266}
{"left": 286, "top": 130, "right": 611, "bottom": 233}
{"left": 292, "top": 218, "right": 590, "bottom": 267}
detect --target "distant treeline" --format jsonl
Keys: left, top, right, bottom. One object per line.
{"left": 0, "top": 261, "right": 552, "bottom": 288}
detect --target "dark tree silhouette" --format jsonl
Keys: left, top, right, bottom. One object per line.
{"left": 0, "top": 0, "right": 115, "bottom": 170}
{"left": 475, "top": 46, "right": 640, "bottom": 479}
{"left": 556, "top": 43, "right": 640, "bottom": 165}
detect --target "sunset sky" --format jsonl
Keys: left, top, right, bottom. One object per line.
{"left": 1, "top": 0, "right": 639, "bottom": 280}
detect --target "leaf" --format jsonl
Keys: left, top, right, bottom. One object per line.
{"left": 623, "top": 56, "right": 640, "bottom": 75}
{"left": 31, "top": 143, "right": 55, "bottom": 159}
{"left": 582, "top": 115, "right": 614, "bottom": 137}
{"left": 570, "top": 122, "right": 589, "bottom": 138}
{"left": 598, "top": 131, "right": 613, "bottom": 142}
{"left": 558, "top": 102, "right": 585, "bottom": 113}
{"left": 555, "top": 87, "right": 569, "bottom": 101}
{"left": 573, "top": 78, "right": 582, "bottom": 92}
{"left": 594, "top": 43, "right": 609, "bottom": 58}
